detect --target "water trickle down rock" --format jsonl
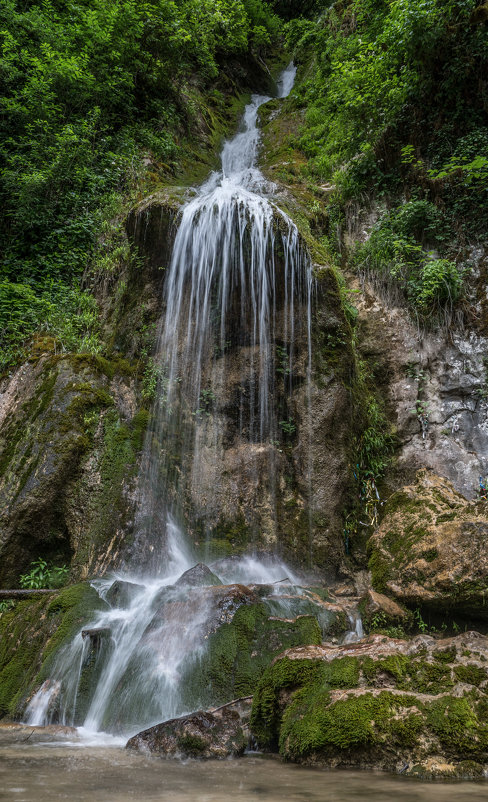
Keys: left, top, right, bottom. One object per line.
{"left": 125, "top": 62, "right": 317, "bottom": 574}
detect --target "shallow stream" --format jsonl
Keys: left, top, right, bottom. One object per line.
{"left": 0, "top": 729, "right": 486, "bottom": 802}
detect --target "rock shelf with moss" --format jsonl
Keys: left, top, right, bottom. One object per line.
{"left": 250, "top": 632, "right": 488, "bottom": 778}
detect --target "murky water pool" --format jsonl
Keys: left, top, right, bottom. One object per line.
{"left": 0, "top": 727, "right": 487, "bottom": 802}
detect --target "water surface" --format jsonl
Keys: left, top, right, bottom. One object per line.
{"left": 0, "top": 730, "right": 486, "bottom": 802}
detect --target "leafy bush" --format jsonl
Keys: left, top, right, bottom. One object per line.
{"left": 19, "top": 558, "right": 70, "bottom": 590}
{"left": 0, "top": 0, "right": 281, "bottom": 370}
{"left": 0, "top": 280, "right": 101, "bottom": 370}
{"left": 353, "top": 202, "right": 463, "bottom": 319}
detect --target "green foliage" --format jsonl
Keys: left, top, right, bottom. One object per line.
{"left": 291, "top": 0, "right": 488, "bottom": 290}
{"left": 0, "top": 0, "right": 281, "bottom": 369}
{"left": 0, "top": 279, "right": 102, "bottom": 369}
{"left": 19, "top": 558, "right": 69, "bottom": 590}
{"left": 353, "top": 201, "right": 463, "bottom": 319}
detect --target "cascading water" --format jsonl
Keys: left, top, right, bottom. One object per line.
{"left": 26, "top": 63, "right": 317, "bottom": 738}
{"left": 129, "top": 61, "right": 313, "bottom": 570}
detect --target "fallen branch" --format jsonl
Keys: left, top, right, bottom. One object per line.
{"left": 0, "top": 589, "right": 58, "bottom": 599}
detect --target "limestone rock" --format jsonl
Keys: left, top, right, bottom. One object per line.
{"left": 362, "top": 589, "right": 411, "bottom": 629}
{"left": 175, "top": 563, "right": 223, "bottom": 587}
{"left": 350, "top": 262, "right": 488, "bottom": 502}
{"left": 368, "top": 469, "right": 488, "bottom": 617}
{"left": 251, "top": 632, "right": 488, "bottom": 778}
{"left": 126, "top": 704, "right": 249, "bottom": 759}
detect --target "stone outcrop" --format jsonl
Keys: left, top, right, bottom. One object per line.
{"left": 105, "top": 580, "right": 144, "bottom": 608}
{"left": 0, "top": 354, "right": 141, "bottom": 586}
{"left": 251, "top": 632, "right": 488, "bottom": 778}
{"left": 126, "top": 700, "right": 251, "bottom": 759}
{"left": 350, "top": 254, "right": 488, "bottom": 502}
{"left": 368, "top": 469, "right": 488, "bottom": 617}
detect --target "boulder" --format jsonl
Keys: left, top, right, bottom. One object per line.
{"left": 251, "top": 632, "right": 488, "bottom": 778}
{"left": 126, "top": 705, "right": 248, "bottom": 759}
{"left": 105, "top": 579, "right": 144, "bottom": 607}
{"left": 368, "top": 470, "right": 488, "bottom": 618}
{"left": 175, "top": 563, "right": 223, "bottom": 587}
{"left": 361, "top": 589, "right": 411, "bottom": 631}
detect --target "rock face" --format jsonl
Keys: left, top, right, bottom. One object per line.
{"left": 251, "top": 632, "right": 488, "bottom": 778}
{"left": 351, "top": 263, "right": 488, "bottom": 502}
{"left": 126, "top": 702, "right": 250, "bottom": 759}
{"left": 0, "top": 354, "right": 142, "bottom": 586}
{"left": 105, "top": 580, "right": 144, "bottom": 607}
{"left": 368, "top": 469, "right": 488, "bottom": 617}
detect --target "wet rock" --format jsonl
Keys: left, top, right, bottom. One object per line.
{"left": 81, "top": 627, "right": 111, "bottom": 644}
{"left": 0, "top": 354, "right": 139, "bottom": 586}
{"left": 350, "top": 267, "right": 488, "bottom": 501}
{"left": 105, "top": 580, "right": 144, "bottom": 607}
{"left": 126, "top": 706, "right": 248, "bottom": 759}
{"left": 175, "top": 563, "right": 223, "bottom": 587}
{"left": 362, "top": 589, "right": 411, "bottom": 629}
{"left": 368, "top": 469, "right": 488, "bottom": 617}
{"left": 251, "top": 632, "right": 488, "bottom": 778}
{"left": 0, "top": 723, "right": 77, "bottom": 744}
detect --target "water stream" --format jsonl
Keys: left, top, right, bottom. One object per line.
{"left": 1, "top": 734, "right": 487, "bottom": 802}
{"left": 25, "top": 64, "right": 316, "bottom": 738}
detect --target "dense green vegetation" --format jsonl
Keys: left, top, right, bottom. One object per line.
{"left": 287, "top": 0, "right": 487, "bottom": 319}
{"left": 1, "top": 0, "right": 486, "bottom": 360}
{"left": 0, "top": 0, "right": 282, "bottom": 369}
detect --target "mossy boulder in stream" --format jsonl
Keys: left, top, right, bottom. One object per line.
{"left": 250, "top": 632, "right": 488, "bottom": 778}
{"left": 127, "top": 701, "right": 250, "bottom": 759}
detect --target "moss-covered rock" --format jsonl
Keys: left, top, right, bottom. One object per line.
{"left": 0, "top": 354, "right": 144, "bottom": 585}
{"left": 0, "top": 583, "right": 106, "bottom": 719}
{"left": 368, "top": 469, "right": 488, "bottom": 618}
{"left": 126, "top": 703, "right": 250, "bottom": 759}
{"left": 250, "top": 632, "right": 488, "bottom": 777}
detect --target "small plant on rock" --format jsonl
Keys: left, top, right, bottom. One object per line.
{"left": 19, "top": 558, "right": 69, "bottom": 590}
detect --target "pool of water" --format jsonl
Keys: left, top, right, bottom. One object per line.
{"left": 0, "top": 727, "right": 487, "bottom": 802}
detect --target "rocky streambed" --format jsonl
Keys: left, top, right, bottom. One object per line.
{"left": 125, "top": 629, "right": 488, "bottom": 781}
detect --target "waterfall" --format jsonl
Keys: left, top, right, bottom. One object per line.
{"left": 128, "top": 60, "right": 313, "bottom": 571}
{"left": 25, "top": 63, "right": 316, "bottom": 737}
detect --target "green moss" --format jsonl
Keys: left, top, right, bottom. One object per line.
{"left": 177, "top": 734, "right": 207, "bottom": 755}
{"left": 0, "top": 583, "right": 106, "bottom": 718}
{"left": 251, "top": 657, "right": 326, "bottom": 748}
{"left": 280, "top": 690, "right": 422, "bottom": 760}
{"left": 368, "top": 549, "right": 391, "bottom": 593}
{"left": 433, "top": 646, "right": 457, "bottom": 664}
{"left": 131, "top": 409, "right": 150, "bottom": 450}
{"left": 186, "top": 605, "right": 322, "bottom": 716}
{"left": 454, "top": 664, "right": 488, "bottom": 687}
{"left": 426, "top": 696, "right": 488, "bottom": 756}
{"left": 71, "top": 409, "right": 140, "bottom": 572}
{"left": 323, "top": 657, "right": 360, "bottom": 689}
